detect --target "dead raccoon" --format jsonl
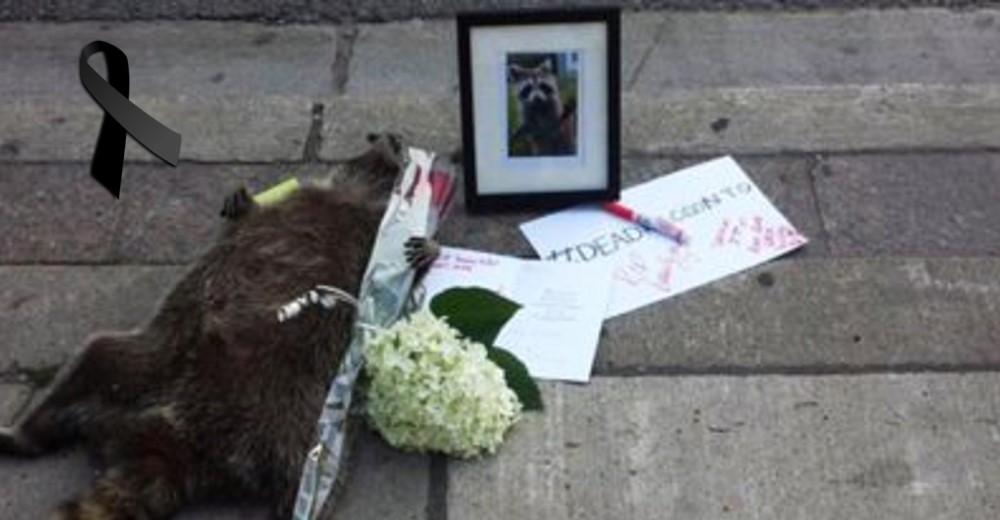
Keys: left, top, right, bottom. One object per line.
{"left": 0, "top": 133, "right": 439, "bottom": 519}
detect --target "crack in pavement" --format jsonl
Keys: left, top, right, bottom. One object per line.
{"left": 806, "top": 154, "right": 835, "bottom": 255}
{"left": 626, "top": 14, "right": 669, "bottom": 92}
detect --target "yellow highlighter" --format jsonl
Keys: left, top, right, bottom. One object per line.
{"left": 253, "top": 177, "right": 300, "bottom": 206}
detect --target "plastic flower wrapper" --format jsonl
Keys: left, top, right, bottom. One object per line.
{"left": 291, "top": 148, "right": 456, "bottom": 520}
{"left": 363, "top": 309, "right": 522, "bottom": 458}
{"left": 288, "top": 149, "right": 539, "bottom": 519}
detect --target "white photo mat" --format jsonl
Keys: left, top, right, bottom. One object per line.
{"left": 470, "top": 22, "right": 608, "bottom": 195}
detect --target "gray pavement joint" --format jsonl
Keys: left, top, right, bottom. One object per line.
{"left": 331, "top": 24, "right": 359, "bottom": 95}
{"left": 5, "top": 2, "right": 1000, "bottom": 24}
{"left": 303, "top": 102, "right": 326, "bottom": 161}
{"left": 427, "top": 454, "right": 449, "bottom": 520}
{"left": 8, "top": 147, "right": 1000, "bottom": 166}
{"left": 598, "top": 363, "right": 1000, "bottom": 378}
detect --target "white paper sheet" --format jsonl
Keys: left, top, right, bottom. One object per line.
{"left": 520, "top": 156, "right": 808, "bottom": 318}
{"left": 416, "top": 246, "right": 612, "bottom": 382}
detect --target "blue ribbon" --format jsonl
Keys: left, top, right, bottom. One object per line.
{"left": 79, "top": 41, "right": 181, "bottom": 198}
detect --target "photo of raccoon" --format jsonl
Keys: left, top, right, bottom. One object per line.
{"left": 507, "top": 53, "right": 579, "bottom": 158}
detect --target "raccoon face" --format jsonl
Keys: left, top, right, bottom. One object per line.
{"left": 509, "top": 59, "right": 562, "bottom": 116}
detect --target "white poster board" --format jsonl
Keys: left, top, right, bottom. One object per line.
{"left": 521, "top": 157, "right": 807, "bottom": 317}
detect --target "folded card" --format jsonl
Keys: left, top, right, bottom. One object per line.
{"left": 416, "top": 246, "right": 612, "bottom": 382}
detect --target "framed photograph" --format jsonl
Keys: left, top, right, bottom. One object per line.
{"left": 457, "top": 8, "right": 621, "bottom": 212}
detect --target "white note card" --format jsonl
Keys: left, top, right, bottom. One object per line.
{"left": 520, "top": 156, "right": 808, "bottom": 318}
{"left": 417, "top": 246, "right": 612, "bottom": 382}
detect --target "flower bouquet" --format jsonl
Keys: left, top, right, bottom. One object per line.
{"left": 365, "top": 288, "right": 542, "bottom": 458}
{"left": 285, "top": 147, "right": 541, "bottom": 520}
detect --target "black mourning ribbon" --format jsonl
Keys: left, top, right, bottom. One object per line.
{"left": 79, "top": 41, "right": 181, "bottom": 198}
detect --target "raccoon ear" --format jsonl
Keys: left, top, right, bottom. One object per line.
{"left": 539, "top": 58, "right": 554, "bottom": 73}
{"left": 508, "top": 64, "right": 526, "bottom": 82}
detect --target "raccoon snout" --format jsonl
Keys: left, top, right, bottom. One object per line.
{"left": 518, "top": 83, "right": 554, "bottom": 103}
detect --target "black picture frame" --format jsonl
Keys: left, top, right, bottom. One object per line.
{"left": 457, "top": 8, "right": 621, "bottom": 213}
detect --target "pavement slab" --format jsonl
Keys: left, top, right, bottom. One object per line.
{"left": 0, "top": 266, "right": 186, "bottom": 370}
{"left": 598, "top": 257, "right": 1000, "bottom": 374}
{"left": 0, "top": 429, "right": 429, "bottom": 520}
{"left": 622, "top": 84, "right": 1000, "bottom": 155}
{"left": 322, "top": 83, "right": 1000, "bottom": 160}
{"left": 0, "top": 162, "right": 123, "bottom": 263}
{"left": 27, "top": 83, "right": 963, "bottom": 163}
{"left": 5, "top": 11, "right": 1000, "bottom": 162}
{"left": 0, "top": 154, "right": 823, "bottom": 263}
{"left": 344, "top": 15, "right": 660, "bottom": 98}
{"left": 814, "top": 153, "right": 1000, "bottom": 257}
{"left": 0, "top": 383, "right": 30, "bottom": 425}
{"left": 0, "top": 22, "right": 339, "bottom": 100}
{"left": 344, "top": 10, "right": 1000, "bottom": 95}
{"left": 449, "top": 374, "right": 1000, "bottom": 519}
{"left": 346, "top": 20, "right": 459, "bottom": 98}
{"left": 0, "top": 22, "right": 335, "bottom": 161}
{"left": 320, "top": 96, "right": 460, "bottom": 162}
{"left": 326, "top": 10, "right": 1000, "bottom": 157}
{"left": 0, "top": 162, "right": 344, "bottom": 264}
{"left": 0, "top": 449, "right": 96, "bottom": 519}
{"left": 4, "top": 258, "right": 999, "bottom": 376}
{"left": 19, "top": 151, "right": 1000, "bottom": 266}
{"left": 3, "top": 95, "right": 314, "bottom": 162}
{"left": 633, "top": 9, "right": 1000, "bottom": 90}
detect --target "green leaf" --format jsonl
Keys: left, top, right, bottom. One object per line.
{"left": 429, "top": 287, "right": 521, "bottom": 347}
{"left": 488, "top": 347, "right": 543, "bottom": 411}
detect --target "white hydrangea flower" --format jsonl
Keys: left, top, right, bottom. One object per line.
{"left": 363, "top": 309, "right": 522, "bottom": 458}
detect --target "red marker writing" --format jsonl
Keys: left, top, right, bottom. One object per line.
{"left": 602, "top": 201, "right": 687, "bottom": 245}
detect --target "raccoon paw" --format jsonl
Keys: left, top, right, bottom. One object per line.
{"left": 405, "top": 236, "right": 440, "bottom": 271}
{"left": 220, "top": 185, "right": 255, "bottom": 220}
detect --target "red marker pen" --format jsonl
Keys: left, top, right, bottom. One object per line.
{"left": 602, "top": 201, "right": 687, "bottom": 245}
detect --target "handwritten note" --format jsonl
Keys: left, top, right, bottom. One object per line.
{"left": 416, "top": 247, "right": 613, "bottom": 382}
{"left": 520, "top": 156, "right": 807, "bottom": 317}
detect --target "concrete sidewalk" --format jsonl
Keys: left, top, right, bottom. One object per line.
{"left": 2, "top": 7, "right": 1000, "bottom": 519}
